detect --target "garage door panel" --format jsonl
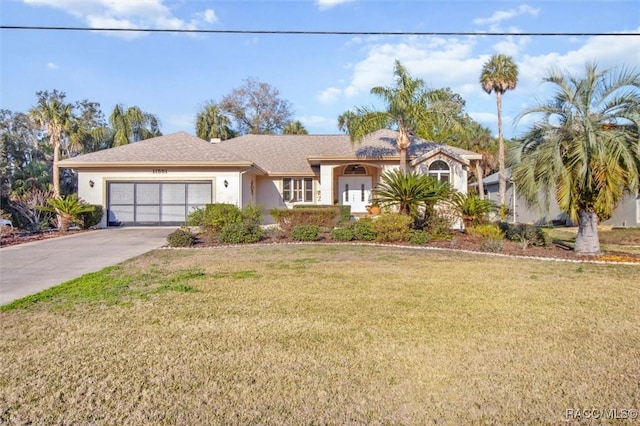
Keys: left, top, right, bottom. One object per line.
{"left": 108, "top": 181, "right": 212, "bottom": 226}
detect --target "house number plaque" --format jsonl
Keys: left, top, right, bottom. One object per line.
{"left": 152, "top": 168, "right": 168, "bottom": 174}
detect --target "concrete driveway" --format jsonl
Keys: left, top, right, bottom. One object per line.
{"left": 0, "top": 227, "right": 175, "bottom": 306}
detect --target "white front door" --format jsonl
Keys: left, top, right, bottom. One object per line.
{"left": 338, "top": 176, "right": 372, "bottom": 213}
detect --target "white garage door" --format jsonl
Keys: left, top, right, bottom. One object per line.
{"left": 107, "top": 181, "right": 212, "bottom": 226}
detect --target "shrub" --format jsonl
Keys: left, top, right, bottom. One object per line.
{"left": 186, "top": 208, "right": 205, "bottom": 226}
{"left": 167, "top": 227, "right": 196, "bottom": 247}
{"left": 203, "top": 204, "right": 242, "bottom": 233}
{"left": 423, "top": 212, "right": 454, "bottom": 240}
{"left": 468, "top": 224, "right": 504, "bottom": 253}
{"left": 291, "top": 224, "right": 321, "bottom": 241}
{"left": 372, "top": 213, "right": 413, "bottom": 243}
{"left": 294, "top": 204, "right": 351, "bottom": 222}
{"left": 500, "top": 222, "right": 552, "bottom": 249}
{"left": 241, "top": 204, "right": 264, "bottom": 225}
{"left": 450, "top": 192, "right": 496, "bottom": 227}
{"left": 38, "top": 194, "right": 94, "bottom": 232}
{"left": 408, "top": 229, "right": 430, "bottom": 245}
{"left": 331, "top": 227, "right": 355, "bottom": 242}
{"left": 78, "top": 204, "right": 103, "bottom": 229}
{"left": 219, "top": 222, "right": 263, "bottom": 244}
{"left": 271, "top": 208, "right": 338, "bottom": 232}
{"left": 352, "top": 218, "right": 376, "bottom": 241}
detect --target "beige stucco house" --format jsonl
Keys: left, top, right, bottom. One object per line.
{"left": 59, "top": 129, "right": 482, "bottom": 227}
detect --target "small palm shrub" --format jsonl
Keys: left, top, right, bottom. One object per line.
{"left": 408, "top": 229, "right": 430, "bottom": 245}
{"left": 374, "top": 169, "right": 452, "bottom": 216}
{"left": 500, "top": 222, "right": 552, "bottom": 249}
{"left": 167, "top": 227, "right": 196, "bottom": 247}
{"left": 78, "top": 205, "right": 103, "bottom": 229}
{"left": 38, "top": 194, "right": 94, "bottom": 232}
{"left": 219, "top": 222, "right": 263, "bottom": 244}
{"left": 450, "top": 192, "right": 496, "bottom": 227}
{"left": 372, "top": 213, "right": 413, "bottom": 243}
{"left": 352, "top": 218, "right": 376, "bottom": 241}
{"left": 331, "top": 227, "right": 355, "bottom": 242}
{"left": 291, "top": 224, "right": 321, "bottom": 241}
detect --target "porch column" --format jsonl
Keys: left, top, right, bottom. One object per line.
{"left": 320, "top": 165, "right": 334, "bottom": 205}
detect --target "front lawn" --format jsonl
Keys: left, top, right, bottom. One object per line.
{"left": 1, "top": 245, "right": 638, "bottom": 424}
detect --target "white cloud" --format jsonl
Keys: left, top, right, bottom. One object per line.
{"left": 46, "top": 62, "right": 58, "bottom": 69}
{"left": 167, "top": 113, "right": 194, "bottom": 130}
{"left": 318, "top": 87, "right": 341, "bottom": 104}
{"left": 299, "top": 115, "right": 336, "bottom": 131}
{"left": 315, "top": 0, "right": 354, "bottom": 11}
{"left": 22, "top": 0, "right": 218, "bottom": 39}
{"left": 474, "top": 5, "right": 539, "bottom": 27}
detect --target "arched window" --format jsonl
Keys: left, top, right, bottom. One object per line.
{"left": 344, "top": 164, "right": 367, "bottom": 175}
{"left": 428, "top": 160, "right": 450, "bottom": 183}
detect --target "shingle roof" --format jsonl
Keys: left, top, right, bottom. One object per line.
{"left": 58, "top": 132, "right": 250, "bottom": 167}
{"left": 59, "top": 129, "right": 481, "bottom": 175}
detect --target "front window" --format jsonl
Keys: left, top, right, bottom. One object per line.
{"left": 428, "top": 160, "right": 450, "bottom": 183}
{"left": 282, "top": 178, "right": 313, "bottom": 202}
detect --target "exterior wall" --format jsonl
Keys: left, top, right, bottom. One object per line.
{"left": 76, "top": 167, "right": 242, "bottom": 227}
{"left": 602, "top": 194, "right": 640, "bottom": 227}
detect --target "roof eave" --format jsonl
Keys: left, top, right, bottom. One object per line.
{"left": 58, "top": 161, "right": 258, "bottom": 169}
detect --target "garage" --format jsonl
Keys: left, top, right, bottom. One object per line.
{"left": 107, "top": 181, "right": 212, "bottom": 226}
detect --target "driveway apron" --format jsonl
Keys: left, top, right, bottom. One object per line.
{"left": 0, "top": 227, "right": 174, "bottom": 306}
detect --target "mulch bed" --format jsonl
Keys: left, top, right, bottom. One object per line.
{"left": 0, "top": 229, "right": 93, "bottom": 248}
{"left": 193, "top": 230, "right": 640, "bottom": 264}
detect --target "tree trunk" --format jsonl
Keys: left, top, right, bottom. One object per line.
{"left": 475, "top": 160, "right": 484, "bottom": 199}
{"left": 496, "top": 92, "right": 506, "bottom": 208}
{"left": 52, "top": 132, "right": 61, "bottom": 198}
{"left": 574, "top": 209, "right": 601, "bottom": 255}
{"left": 399, "top": 148, "right": 407, "bottom": 172}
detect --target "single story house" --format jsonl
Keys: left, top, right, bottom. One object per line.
{"left": 483, "top": 169, "right": 640, "bottom": 227}
{"left": 59, "top": 129, "right": 482, "bottom": 227}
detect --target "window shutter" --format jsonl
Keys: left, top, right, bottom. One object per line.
{"left": 283, "top": 178, "right": 291, "bottom": 201}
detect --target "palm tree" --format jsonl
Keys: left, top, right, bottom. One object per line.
{"left": 283, "top": 120, "right": 308, "bottom": 135}
{"left": 511, "top": 63, "right": 640, "bottom": 255}
{"left": 29, "top": 91, "right": 75, "bottom": 197}
{"left": 109, "top": 104, "right": 161, "bottom": 146}
{"left": 374, "top": 169, "right": 452, "bottom": 216}
{"left": 195, "top": 102, "right": 235, "bottom": 141}
{"left": 339, "top": 60, "right": 465, "bottom": 171}
{"left": 480, "top": 54, "right": 519, "bottom": 208}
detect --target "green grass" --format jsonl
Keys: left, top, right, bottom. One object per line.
{"left": 1, "top": 245, "right": 639, "bottom": 424}
{"left": 544, "top": 226, "right": 640, "bottom": 254}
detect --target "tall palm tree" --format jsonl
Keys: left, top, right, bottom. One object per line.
{"left": 511, "top": 63, "right": 640, "bottom": 255}
{"left": 195, "top": 102, "right": 235, "bottom": 141}
{"left": 29, "top": 91, "right": 75, "bottom": 197}
{"left": 480, "top": 54, "right": 519, "bottom": 207}
{"left": 109, "top": 104, "right": 161, "bottom": 146}
{"left": 339, "top": 60, "right": 465, "bottom": 171}
{"left": 283, "top": 120, "right": 308, "bottom": 135}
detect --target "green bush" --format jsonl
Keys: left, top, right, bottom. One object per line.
{"left": 466, "top": 224, "right": 504, "bottom": 239}
{"left": 167, "top": 227, "right": 196, "bottom": 247}
{"left": 241, "top": 204, "right": 264, "bottom": 225}
{"left": 331, "top": 227, "right": 355, "bottom": 242}
{"left": 372, "top": 213, "right": 413, "bottom": 243}
{"left": 219, "top": 222, "right": 263, "bottom": 244}
{"left": 291, "top": 224, "right": 321, "bottom": 241}
{"left": 186, "top": 208, "right": 205, "bottom": 226}
{"left": 408, "top": 229, "right": 430, "bottom": 245}
{"left": 500, "top": 222, "right": 552, "bottom": 249}
{"left": 78, "top": 204, "right": 103, "bottom": 229}
{"left": 203, "top": 204, "right": 242, "bottom": 233}
{"left": 352, "top": 218, "right": 376, "bottom": 241}
{"left": 271, "top": 208, "right": 338, "bottom": 232}
{"left": 293, "top": 204, "right": 351, "bottom": 222}
{"left": 481, "top": 237, "right": 504, "bottom": 253}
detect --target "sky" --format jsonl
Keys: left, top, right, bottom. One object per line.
{"left": 1, "top": 0, "right": 639, "bottom": 140}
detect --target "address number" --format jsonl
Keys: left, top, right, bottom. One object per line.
{"left": 152, "top": 168, "right": 168, "bottom": 174}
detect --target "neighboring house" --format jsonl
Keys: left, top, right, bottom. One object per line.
{"left": 59, "top": 129, "right": 482, "bottom": 227}
{"left": 482, "top": 169, "right": 640, "bottom": 227}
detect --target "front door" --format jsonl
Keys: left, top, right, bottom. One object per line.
{"left": 338, "top": 176, "right": 372, "bottom": 213}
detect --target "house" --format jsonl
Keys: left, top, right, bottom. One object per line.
{"left": 483, "top": 169, "right": 640, "bottom": 227}
{"left": 59, "top": 129, "right": 482, "bottom": 227}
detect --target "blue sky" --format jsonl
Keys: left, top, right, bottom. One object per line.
{"left": 1, "top": 0, "right": 639, "bottom": 140}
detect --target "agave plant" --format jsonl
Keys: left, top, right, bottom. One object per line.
{"left": 374, "top": 169, "right": 452, "bottom": 216}
{"left": 38, "top": 194, "right": 94, "bottom": 232}
{"left": 450, "top": 191, "right": 496, "bottom": 227}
